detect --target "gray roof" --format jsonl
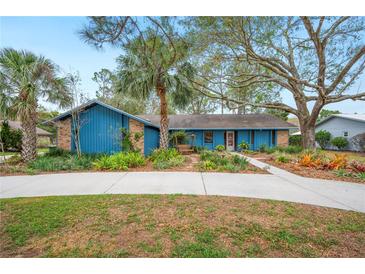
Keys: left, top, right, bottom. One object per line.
{"left": 138, "top": 114, "right": 296, "bottom": 130}
{"left": 48, "top": 99, "right": 157, "bottom": 128}
{"left": 316, "top": 114, "right": 365, "bottom": 126}
{"left": 1, "top": 120, "right": 52, "bottom": 136}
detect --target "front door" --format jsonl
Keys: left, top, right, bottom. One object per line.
{"left": 226, "top": 131, "right": 235, "bottom": 151}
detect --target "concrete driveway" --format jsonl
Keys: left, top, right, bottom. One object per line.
{"left": 1, "top": 171, "right": 364, "bottom": 212}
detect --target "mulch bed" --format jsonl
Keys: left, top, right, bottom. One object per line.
{"left": 247, "top": 153, "right": 365, "bottom": 184}
{"left": 0, "top": 154, "right": 268, "bottom": 176}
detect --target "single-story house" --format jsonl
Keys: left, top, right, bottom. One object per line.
{"left": 315, "top": 114, "right": 365, "bottom": 151}
{"left": 50, "top": 100, "right": 296, "bottom": 155}
{"left": 1, "top": 120, "right": 53, "bottom": 147}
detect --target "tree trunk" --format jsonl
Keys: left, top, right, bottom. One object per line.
{"left": 157, "top": 84, "right": 169, "bottom": 149}
{"left": 21, "top": 108, "right": 37, "bottom": 162}
{"left": 300, "top": 120, "right": 316, "bottom": 149}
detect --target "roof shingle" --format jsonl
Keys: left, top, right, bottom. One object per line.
{"left": 137, "top": 114, "right": 296, "bottom": 129}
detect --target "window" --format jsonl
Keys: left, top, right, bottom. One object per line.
{"left": 251, "top": 131, "right": 255, "bottom": 145}
{"left": 343, "top": 131, "right": 349, "bottom": 137}
{"left": 271, "top": 130, "right": 275, "bottom": 145}
{"left": 204, "top": 131, "right": 213, "bottom": 144}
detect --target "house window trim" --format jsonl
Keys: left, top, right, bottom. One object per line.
{"left": 204, "top": 131, "right": 213, "bottom": 144}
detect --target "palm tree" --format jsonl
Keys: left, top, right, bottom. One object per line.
{"left": 116, "top": 34, "right": 194, "bottom": 148}
{"left": 0, "top": 48, "right": 71, "bottom": 162}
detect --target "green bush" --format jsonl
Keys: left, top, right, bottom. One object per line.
{"left": 289, "top": 135, "right": 302, "bottom": 146}
{"left": 331, "top": 137, "right": 349, "bottom": 150}
{"left": 215, "top": 145, "right": 225, "bottom": 151}
{"left": 149, "top": 148, "right": 185, "bottom": 170}
{"left": 315, "top": 130, "right": 331, "bottom": 149}
{"left": 276, "top": 154, "right": 290, "bottom": 163}
{"left": 93, "top": 151, "right": 146, "bottom": 171}
{"left": 275, "top": 145, "right": 303, "bottom": 154}
{"left": 199, "top": 151, "right": 249, "bottom": 172}
{"left": 46, "top": 147, "right": 71, "bottom": 157}
{"left": 169, "top": 131, "right": 188, "bottom": 146}
{"left": 199, "top": 160, "right": 217, "bottom": 171}
{"left": 259, "top": 144, "right": 269, "bottom": 152}
{"left": 238, "top": 141, "right": 249, "bottom": 151}
{"left": 28, "top": 154, "right": 98, "bottom": 171}
{"left": 0, "top": 121, "right": 22, "bottom": 151}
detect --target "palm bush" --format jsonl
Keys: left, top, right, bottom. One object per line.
{"left": 93, "top": 152, "right": 146, "bottom": 171}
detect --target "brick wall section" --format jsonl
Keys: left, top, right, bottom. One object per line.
{"left": 277, "top": 130, "right": 289, "bottom": 147}
{"left": 56, "top": 118, "right": 71, "bottom": 150}
{"left": 129, "top": 118, "right": 144, "bottom": 154}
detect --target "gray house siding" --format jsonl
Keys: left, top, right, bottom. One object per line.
{"left": 316, "top": 117, "right": 365, "bottom": 151}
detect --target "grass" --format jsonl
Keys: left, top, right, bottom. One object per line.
{"left": 1, "top": 195, "right": 364, "bottom": 258}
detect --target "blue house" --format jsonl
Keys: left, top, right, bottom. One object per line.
{"left": 51, "top": 100, "right": 295, "bottom": 155}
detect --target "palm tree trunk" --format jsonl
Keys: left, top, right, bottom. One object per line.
{"left": 157, "top": 84, "right": 169, "bottom": 149}
{"left": 21, "top": 108, "right": 37, "bottom": 162}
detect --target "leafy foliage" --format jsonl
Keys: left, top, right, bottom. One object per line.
{"left": 215, "top": 145, "right": 225, "bottom": 151}
{"left": 149, "top": 148, "right": 185, "bottom": 169}
{"left": 289, "top": 135, "right": 302, "bottom": 146}
{"left": 315, "top": 130, "right": 331, "bottom": 149}
{"left": 331, "top": 137, "right": 349, "bottom": 150}
{"left": 199, "top": 151, "right": 248, "bottom": 172}
{"left": 169, "top": 131, "right": 188, "bottom": 146}
{"left": 276, "top": 154, "right": 290, "bottom": 163}
{"left": 93, "top": 152, "right": 146, "bottom": 171}
{"left": 238, "top": 141, "right": 249, "bottom": 151}
{"left": 28, "top": 154, "right": 99, "bottom": 171}
{"left": 0, "top": 121, "right": 22, "bottom": 151}
{"left": 350, "top": 160, "right": 365, "bottom": 173}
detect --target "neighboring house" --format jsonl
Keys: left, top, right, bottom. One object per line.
{"left": 49, "top": 100, "right": 296, "bottom": 156}
{"left": 316, "top": 114, "right": 365, "bottom": 151}
{"left": 1, "top": 120, "right": 53, "bottom": 147}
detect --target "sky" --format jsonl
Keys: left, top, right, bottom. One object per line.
{"left": 1, "top": 16, "right": 364, "bottom": 115}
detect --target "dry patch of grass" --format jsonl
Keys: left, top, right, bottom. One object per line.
{"left": 1, "top": 195, "right": 364, "bottom": 258}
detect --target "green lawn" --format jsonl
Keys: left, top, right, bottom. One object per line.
{"left": 1, "top": 195, "right": 364, "bottom": 258}
{"left": 0, "top": 148, "right": 49, "bottom": 157}
{"left": 0, "top": 151, "right": 17, "bottom": 156}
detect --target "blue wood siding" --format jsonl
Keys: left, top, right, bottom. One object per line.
{"left": 144, "top": 126, "right": 160, "bottom": 156}
{"left": 71, "top": 104, "right": 126, "bottom": 154}
{"left": 213, "top": 130, "right": 225, "bottom": 148}
{"left": 237, "top": 130, "right": 250, "bottom": 150}
{"left": 252, "top": 130, "right": 271, "bottom": 150}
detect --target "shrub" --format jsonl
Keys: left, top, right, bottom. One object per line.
{"left": 238, "top": 141, "right": 249, "bottom": 152}
{"left": 46, "top": 147, "right": 71, "bottom": 157}
{"left": 199, "top": 151, "right": 249, "bottom": 172}
{"left": 199, "top": 160, "right": 217, "bottom": 171}
{"left": 289, "top": 135, "right": 302, "bottom": 146}
{"left": 193, "top": 146, "right": 206, "bottom": 153}
{"left": 326, "top": 154, "right": 347, "bottom": 170}
{"left": 276, "top": 154, "right": 290, "bottom": 163}
{"left": 93, "top": 151, "right": 146, "bottom": 171}
{"left": 120, "top": 128, "right": 133, "bottom": 152}
{"left": 231, "top": 155, "right": 249, "bottom": 170}
{"left": 215, "top": 145, "right": 225, "bottom": 152}
{"left": 0, "top": 121, "right": 22, "bottom": 151}
{"left": 276, "top": 145, "right": 303, "bottom": 154}
{"left": 169, "top": 131, "right": 188, "bottom": 146}
{"left": 331, "top": 137, "right": 349, "bottom": 150}
{"left": 259, "top": 144, "right": 268, "bottom": 153}
{"left": 149, "top": 148, "right": 185, "bottom": 170}
{"left": 299, "top": 153, "right": 321, "bottom": 168}
{"left": 28, "top": 154, "right": 98, "bottom": 171}
{"left": 315, "top": 130, "right": 331, "bottom": 149}
{"left": 350, "top": 160, "right": 365, "bottom": 173}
